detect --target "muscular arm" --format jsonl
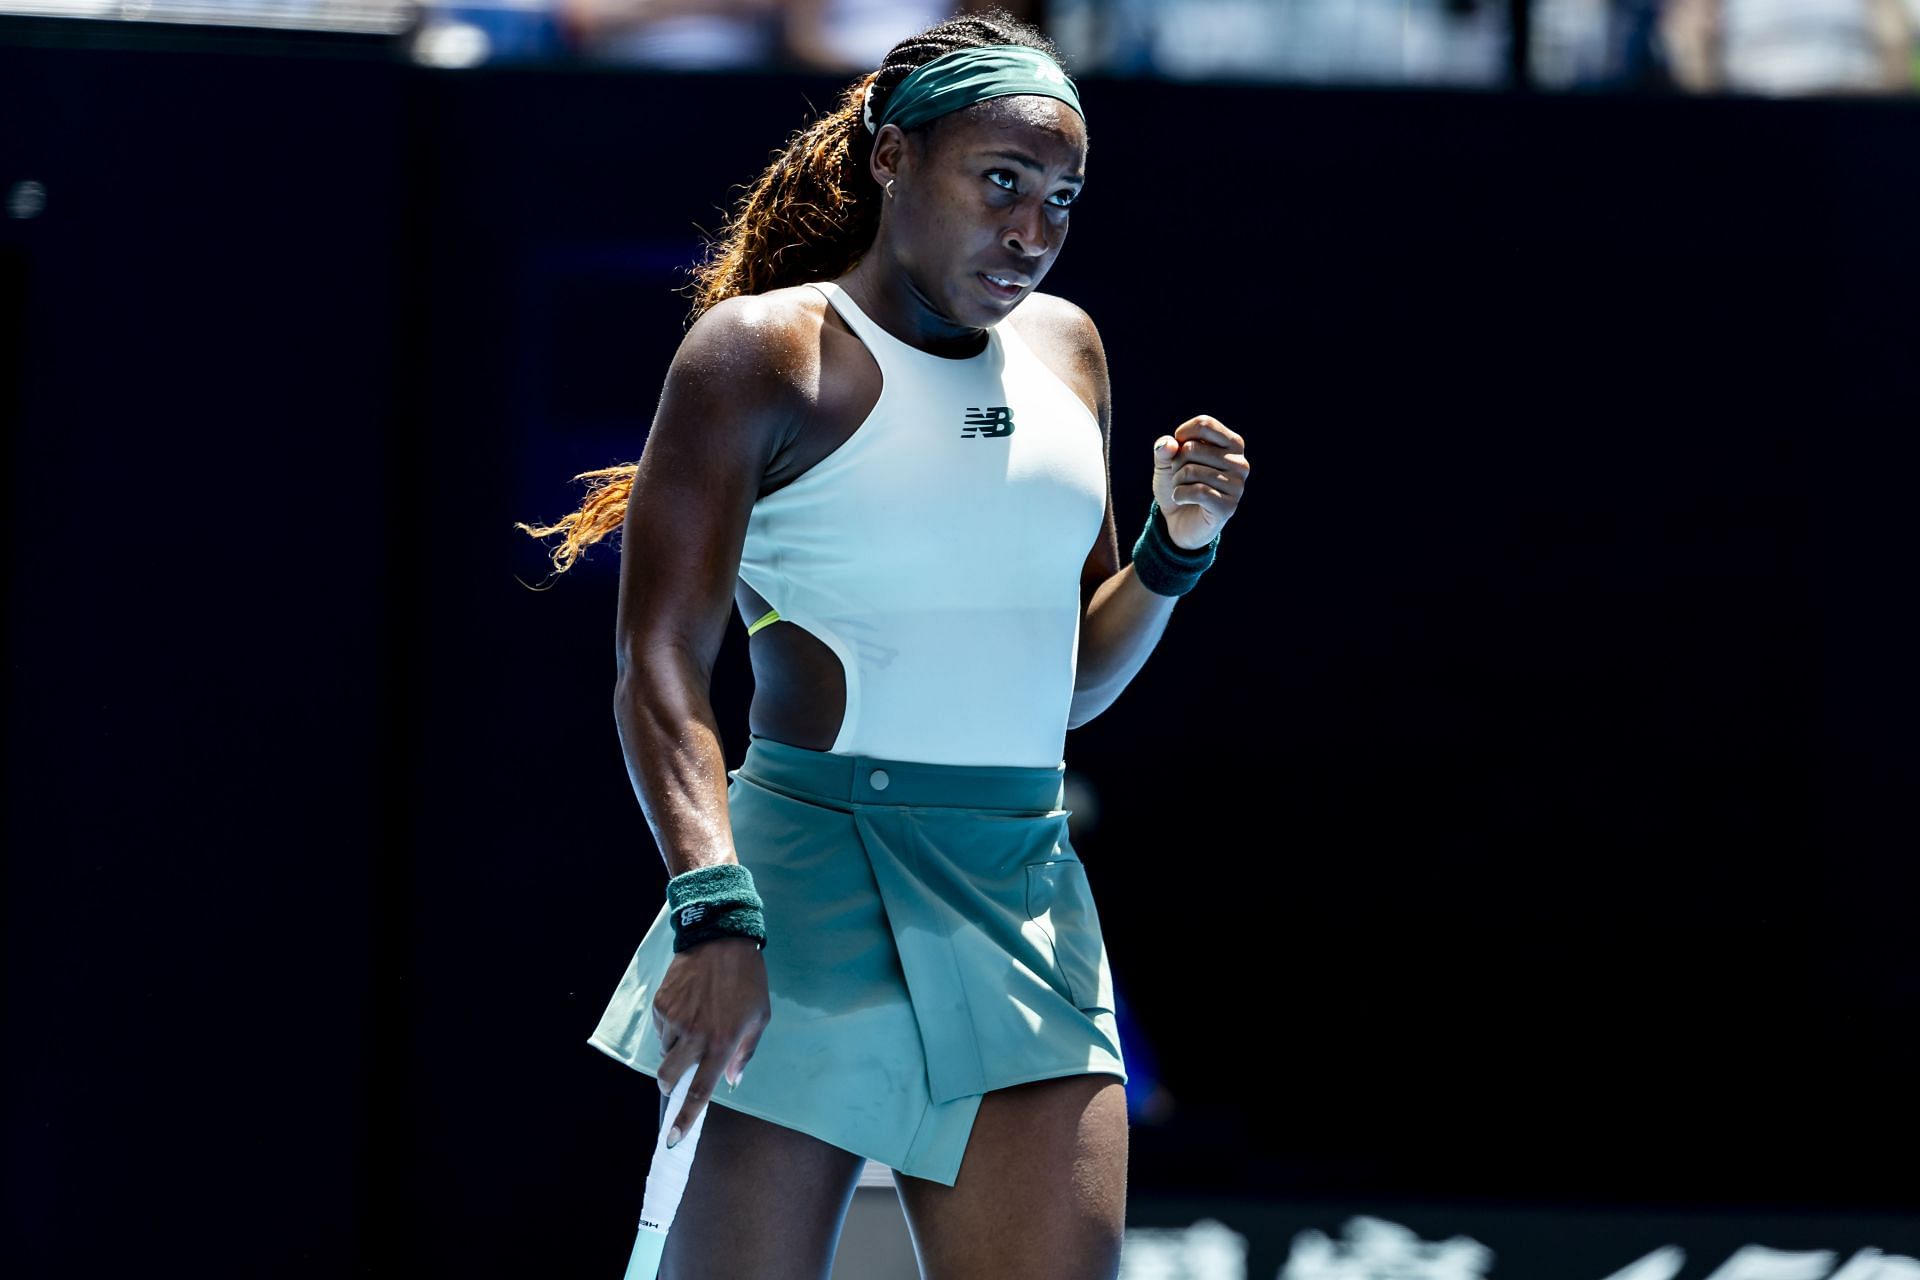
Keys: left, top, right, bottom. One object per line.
{"left": 1064, "top": 308, "right": 1179, "bottom": 730}
{"left": 612, "top": 296, "right": 808, "bottom": 877}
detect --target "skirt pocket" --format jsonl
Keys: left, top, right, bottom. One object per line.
{"left": 1024, "top": 857, "right": 1115, "bottom": 1014}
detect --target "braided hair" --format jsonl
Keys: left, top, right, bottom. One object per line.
{"left": 517, "top": 8, "right": 1065, "bottom": 576}
{"left": 684, "top": 8, "right": 1063, "bottom": 323}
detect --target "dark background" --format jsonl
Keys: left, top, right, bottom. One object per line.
{"left": 3, "top": 18, "right": 1916, "bottom": 1277}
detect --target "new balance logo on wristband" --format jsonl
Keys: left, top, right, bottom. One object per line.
{"left": 962, "top": 406, "right": 1015, "bottom": 438}
{"left": 679, "top": 905, "right": 706, "bottom": 927}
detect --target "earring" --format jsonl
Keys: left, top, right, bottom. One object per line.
{"left": 886, "top": 179, "right": 896, "bottom": 199}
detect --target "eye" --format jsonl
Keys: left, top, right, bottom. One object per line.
{"left": 985, "top": 169, "right": 1079, "bottom": 212}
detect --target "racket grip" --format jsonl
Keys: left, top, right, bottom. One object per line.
{"left": 623, "top": 1226, "right": 667, "bottom": 1280}
{"left": 620, "top": 1057, "right": 710, "bottom": 1279}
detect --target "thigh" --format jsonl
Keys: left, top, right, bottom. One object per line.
{"left": 892, "top": 1073, "right": 1129, "bottom": 1280}
{"left": 654, "top": 1093, "right": 867, "bottom": 1280}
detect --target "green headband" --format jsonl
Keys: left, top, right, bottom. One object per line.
{"left": 864, "top": 44, "right": 1083, "bottom": 136}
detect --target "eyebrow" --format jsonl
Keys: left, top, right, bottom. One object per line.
{"left": 983, "top": 149, "right": 1085, "bottom": 185}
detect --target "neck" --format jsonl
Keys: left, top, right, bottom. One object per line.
{"left": 840, "top": 256, "right": 990, "bottom": 359}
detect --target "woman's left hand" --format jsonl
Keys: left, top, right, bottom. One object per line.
{"left": 1152, "top": 414, "right": 1250, "bottom": 550}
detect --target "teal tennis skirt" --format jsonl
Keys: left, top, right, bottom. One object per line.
{"left": 587, "top": 734, "right": 1127, "bottom": 1187}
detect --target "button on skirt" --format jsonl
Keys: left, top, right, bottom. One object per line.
{"left": 586, "top": 733, "right": 1127, "bottom": 1187}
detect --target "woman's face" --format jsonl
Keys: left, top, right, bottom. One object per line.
{"left": 874, "top": 95, "right": 1088, "bottom": 328}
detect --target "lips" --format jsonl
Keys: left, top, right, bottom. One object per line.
{"left": 979, "top": 271, "right": 1028, "bottom": 299}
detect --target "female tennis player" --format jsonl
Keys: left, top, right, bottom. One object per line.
{"left": 520, "top": 11, "right": 1249, "bottom": 1278}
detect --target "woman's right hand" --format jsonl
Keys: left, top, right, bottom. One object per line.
{"left": 651, "top": 936, "right": 771, "bottom": 1144}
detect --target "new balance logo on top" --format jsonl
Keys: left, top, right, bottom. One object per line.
{"left": 679, "top": 905, "right": 707, "bottom": 927}
{"left": 962, "top": 406, "right": 1015, "bottom": 438}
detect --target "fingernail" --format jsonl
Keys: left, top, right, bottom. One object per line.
{"left": 667, "top": 1124, "right": 683, "bottom": 1148}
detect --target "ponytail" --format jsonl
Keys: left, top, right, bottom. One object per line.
{"left": 517, "top": 9, "right": 1062, "bottom": 578}
{"left": 684, "top": 71, "right": 882, "bottom": 325}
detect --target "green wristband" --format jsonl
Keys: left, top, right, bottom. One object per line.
{"left": 1130, "top": 498, "right": 1219, "bottom": 597}
{"left": 667, "top": 862, "right": 767, "bottom": 953}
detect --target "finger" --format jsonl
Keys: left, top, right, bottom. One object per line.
{"left": 657, "top": 1030, "right": 699, "bottom": 1097}
{"left": 1171, "top": 482, "right": 1232, "bottom": 514}
{"left": 1173, "top": 415, "right": 1242, "bottom": 450}
{"left": 727, "top": 1024, "right": 767, "bottom": 1088}
{"left": 1173, "top": 415, "right": 1240, "bottom": 450}
{"left": 706, "top": 1030, "right": 750, "bottom": 1093}
{"left": 1153, "top": 436, "right": 1179, "bottom": 466}
{"left": 1174, "top": 461, "right": 1244, "bottom": 495}
{"left": 669, "top": 1055, "right": 729, "bottom": 1146}
{"left": 1173, "top": 440, "right": 1248, "bottom": 474}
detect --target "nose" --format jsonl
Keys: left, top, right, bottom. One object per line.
{"left": 1002, "top": 196, "right": 1049, "bottom": 260}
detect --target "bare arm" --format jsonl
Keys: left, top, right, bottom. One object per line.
{"left": 612, "top": 294, "right": 809, "bottom": 1136}
{"left": 612, "top": 294, "right": 805, "bottom": 879}
{"left": 1070, "top": 563, "right": 1180, "bottom": 728}
{"left": 1064, "top": 309, "right": 1250, "bottom": 728}
{"left": 1064, "top": 310, "right": 1177, "bottom": 728}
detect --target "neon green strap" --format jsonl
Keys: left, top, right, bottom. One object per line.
{"left": 746, "top": 607, "right": 780, "bottom": 637}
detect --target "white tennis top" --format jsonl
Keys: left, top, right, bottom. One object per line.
{"left": 735, "top": 278, "right": 1107, "bottom": 768}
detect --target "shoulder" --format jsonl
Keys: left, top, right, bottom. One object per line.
{"left": 1009, "top": 291, "right": 1103, "bottom": 358}
{"left": 652, "top": 286, "right": 838, "bottom": 456}
{"left": 672, "top": 286, "right": 830, "bottom": 400}
{"left": 1006, "top": 290, "right": 1109, "bottom": 418}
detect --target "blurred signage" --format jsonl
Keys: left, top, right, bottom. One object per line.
{"left": 1280, "top": 1216, "right": 1491, "bottom": 1279}
{"left": 0, "top": 1, "right": 415, "bottom": 33}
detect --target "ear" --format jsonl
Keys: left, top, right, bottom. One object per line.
{"left": 868, "top": 122, "right": 910, "bottom": 192}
